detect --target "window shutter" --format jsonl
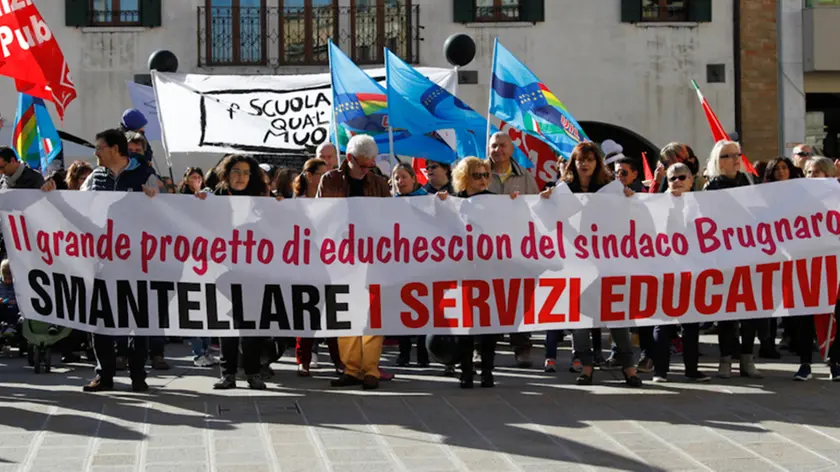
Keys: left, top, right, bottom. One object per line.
{"left": 688, "top": 0, "right": 712, "bottom": 22}
{"left": 453, "top": 0, "right": 475, "bottom": 23}
{"left": 65, "top": 0, "right": 90, "bottom": 27}
{"left": 620, "top": 0, "right": 642, "bottom": 23}
{"left": 140, "top": 0, "right": 162, "bottom": 27}
{"left": 519, "top": 0, "right": 544, "bottom": 23}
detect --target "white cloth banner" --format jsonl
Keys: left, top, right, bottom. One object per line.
{"left": 126, "top": 82, "right": 162, "bottom": 141}
{"left": 1, "top": 179, "right": 839, "bottom": 337}
{"left": 152, "top": 68, "right": 456, "bottom": 155}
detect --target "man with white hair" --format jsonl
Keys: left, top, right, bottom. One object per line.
{"left": 791, "top": 144, "right": 813, "bottom": 173}
{"left": 486, "top": 131, "right": 540, "bottom": 367}
{"left": 317, "top": 134, "right": 390, "bottom": 390}
{"left": 316, "top": 142, "right": 339, "bottom": 170}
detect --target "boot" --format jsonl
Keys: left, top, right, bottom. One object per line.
{"left": 739, "top": 354, "right": 763, "bottom": 379}
{"left": 717, "top": 356, "right": 732, "bottom": 379}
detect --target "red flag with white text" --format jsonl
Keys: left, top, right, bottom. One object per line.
{"left": 0, "top": 2, "right": 76, "bottom": 119}
{"left": 501, "top": 121, "right": 557, "bottom": 189}
{"left": 412, "top": 158, "right": 428, "bottom": 185}
{"left": 691, "top": 80, "right": 757, "bottom": 176}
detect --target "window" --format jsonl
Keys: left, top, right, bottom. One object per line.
{"left": 620, "top": 0, "right": 711, "bottom": 23}
{"left": 475, "top": 0, "right": 521, "bottom": 22}
{"left": 452, "top": 0, "right": 544, "bottom": 24}
{"left": 281, "top": 0, "right": 338, "bottom": 65}
{"left": 350, "top": 0, "right": 417, "bottom": 65}
{"left": 206, "top": 0, "right": 266, "bottom": 66}
{"left": 641, "top": 0, "right": 688, "bottom": 22}
{"left": 91, "top": 0, "right": 140, "bottom": 25}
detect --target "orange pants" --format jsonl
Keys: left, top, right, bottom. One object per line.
{"left": 338, "top": 336, "right": 383, "bottom": 379}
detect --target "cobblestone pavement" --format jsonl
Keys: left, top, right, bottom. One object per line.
{"left": 1, "top": 335, "right": 839, "bottom": 472}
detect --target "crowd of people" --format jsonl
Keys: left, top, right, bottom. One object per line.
{"left": 0, "top": 107, "right": 839, "bottom": 393}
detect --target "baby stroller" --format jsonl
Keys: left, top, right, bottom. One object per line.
{"left": 22, "top": 320, "right": 72, "bottom": 373}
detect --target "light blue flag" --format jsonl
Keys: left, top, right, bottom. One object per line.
{"left": 489, "top": 39, "right": 588, "bottom": 157}
{"left": 385, "top": 48, "right": 532, "bottom": 168}
{"left": 12, "top": 93, "right": 63, "bottom": 173}
{"left": 328, "top": 40, "right": 457, "bottom": 163}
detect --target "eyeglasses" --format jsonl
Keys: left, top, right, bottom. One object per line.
{"left": 426, "top": 164, "right": 440, "bottom": 171}
{"left": 668, "top": 174, "right": 688, "bottom": 182}
{"left": 616, "top": 170, "right": 629, "bottom": 177}
{"left": 720, "top": 153, "right": 742, "bottom": 160}
{"left": 230, "top": 168, "right": 251, "bottom": 177}
{"left": 471, "top": 172, "right": 490, "bottom": 180}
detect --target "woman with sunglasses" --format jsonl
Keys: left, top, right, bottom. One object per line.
{"left": 422, "top": 161, "right": 453, "bottom": 194}
{"left": 542, "top": 142, "right": 641, "bottom": 387}
{"left": 703, "top": 140, "right": 762, "bottom": 379}
{"left": 648, "top": 163, "right": 710, "bottom": 383}
{"left": 437, "top": 157, "right": 519, "bottom": 388}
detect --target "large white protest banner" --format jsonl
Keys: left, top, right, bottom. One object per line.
{"left": 152, "top": 68, "right": 456, "bottom": 155}
{"left": 1, "top": 180, "right": 838, "bottom": 337}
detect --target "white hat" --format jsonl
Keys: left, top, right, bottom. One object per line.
{"left": 259, "top": 163, "right": 272, "bottom": 173}
{"left": 601, "top": 139, "right": 623, "bottom": 157}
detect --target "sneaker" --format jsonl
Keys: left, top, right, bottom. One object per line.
{"left": 830, "top": 364, "right": 840, "bottom": 381}
{"left": 569, "top": 358, "right": 583, "bottom": 373}
{"left": 194, "top": 355, "right": 214, "bottom": 367}
{"left": 652, "top": 375, "right": 668, "bottom": 383}
{"left": 205, "top": 353, "right": 220, "bottom": 365}
{"left": 82, "top": 375, "right": 114, "bottom": 392}
{"left": 601, "top": 356, "right": 622, "bottom": 371}
{"left": 247, "top": 375, "right": 267, "bottom": 390}
{"left": 685, "top": 371, "right": 711, "bottom": 383}
{"left": 544, "top": 359, "right": 556, "bottom": 373}
{"left": 131, "top": 379, "right": 149, "bottom": 392}
{"left": 310, "top": 352, "right": 320, "bottom": 369}
{"left": 214, "top": 375, "right": 237, "bottom": 390}
{"left": 636, "top": 357, "right": 654, "bottom": 373}
{"left": 793, "top": 364, "right": 812, "bottom": 382}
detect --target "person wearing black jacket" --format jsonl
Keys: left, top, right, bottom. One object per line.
{"left": 435, "top": 157, "right": 520, "bottom": 388}
{"left": 421, "top": 160, "right": 453, "bottom": 194}
{"left": 42, "top": 129, "right": 161, "bottom": 392}
{"left": 0, "top": 147, "right": 52, "bottom": 260}
{"left": 545, "top": 142, "right": 642, "bottom": 388}
{"left": 196, "top": 154, "right": 270, "bottom": 390}
{"left": 703, "top": 140, "right": 762, "bottom": 379}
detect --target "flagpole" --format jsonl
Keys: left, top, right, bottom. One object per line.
{"left": 388, "top": 126, "right": 395, "bottom": 161}
{"left": 149, "top": 71, "right": 176, "bottom": 188}
{"left": 329, "top": 39, "right": 342, "bottom": 164}
{"left": 486, "top": 37, "right": 498, "bottom": 159}
{"left": 825, "top": 314, "right": 835, "bottom": 363}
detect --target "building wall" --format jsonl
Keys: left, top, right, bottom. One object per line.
{"left": 0, "top": 0, "right": 736, "bottom": 174}
{"left": 780, "top": 0, "right": 807, "bottom": 157}
{"left": 738, "top": 0, "right": 780, "bottom": 161}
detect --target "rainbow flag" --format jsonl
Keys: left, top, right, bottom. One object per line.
{"left": 11, "top": 93, "right": 62, "bottom": 172}
{"left": 489, "top": 39, "right": 588, "bottom": 157}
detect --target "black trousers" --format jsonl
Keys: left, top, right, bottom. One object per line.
{"left": 398, "top": 336, "right": 429, "bottom": 363}
{"left": 653, "top": 323, "right": 700, "bottom": 376}
{"left": 220, "top": 337, "right": 261, "bottom": 376}
{"left": 718, "top": 320, "right": 759, "bottom": 357}
{"left": 459, "top": 335, "right": 497, "bottom": 376}
{"left": 94, "top": 334, "right": 147, "bottom": 381}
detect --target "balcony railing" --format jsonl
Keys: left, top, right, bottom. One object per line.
{"left": 197, "top": 5, "right": 421, "bottom": 68}
{"left": 91, "top": 9, "right": 140, "bottom": 25}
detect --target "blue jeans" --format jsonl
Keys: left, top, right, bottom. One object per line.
{"left": 190, "top": 337, "right": 209, "bottom": 359}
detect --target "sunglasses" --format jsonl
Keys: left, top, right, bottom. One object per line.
{"left": 795, "top": 151, "right": 812, "bottom": 157}
{"left": 668, "top": 174, "right": 688, "bottom": 182}
{"left": 426, "top": 164, "right": 440, "bottom": 170}
{"left": 471, "top": 172, "right": 490, "bottom": 180}
{"left": 616, "top": 170, "right": 629, "bottom": 177}
{"left": 720, "top": 153, "right": 742, "bottom": 160}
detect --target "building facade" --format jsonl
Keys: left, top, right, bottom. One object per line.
{"left": 0, "top": 0, "right": 748, "bottom": 174}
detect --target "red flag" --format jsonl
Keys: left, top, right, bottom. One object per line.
{"left": 412, "top": 158, "right": 428, "bottom": 185}
{"left": 0, "top": 3, "right": 76, "bottom": 119}
{"left": 641, "top": 152, "right": 654, "bottom": 183}
{"left": 691, "top": 80, "right": 757, "bottom": 176}
{"left": 501, "top": 121, "right": 557, "bottom": 189}
{"left": 815, "top": 313, "right": 837, "bottom": 362}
